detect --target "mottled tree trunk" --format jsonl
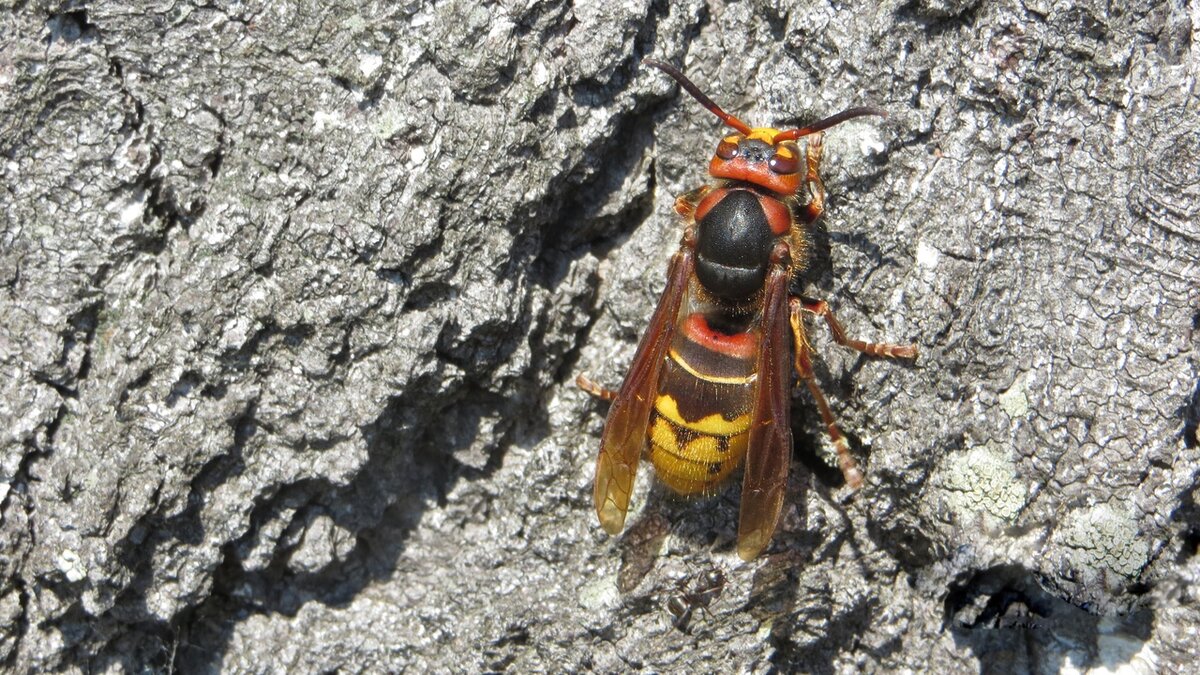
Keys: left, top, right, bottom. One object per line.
{"left": 1, "top": 0, "right": 1197, "bottom": 671}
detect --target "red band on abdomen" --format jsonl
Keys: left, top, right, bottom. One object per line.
{"left": 681, "top": 313, "right": 757, "bottom": 359}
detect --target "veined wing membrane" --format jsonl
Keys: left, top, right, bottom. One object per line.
{"left": 594, "top": 248, "right": 694, "bottom": 534}
{"left": 736, "top": 265, "right": 794, "bottom": 560}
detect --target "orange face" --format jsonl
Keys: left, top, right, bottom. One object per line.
{"left": 708, "top": 127, "right": 802, "bottom": 195}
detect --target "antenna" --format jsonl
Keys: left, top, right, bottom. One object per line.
{"left": 643, "top": 59, "right": 754, "bottom": 136}
{"left": 773, "top": 107, "right": 887, "bottom": 142}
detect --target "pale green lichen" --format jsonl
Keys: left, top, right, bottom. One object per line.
{"left": 938, "top": 443, "right": 1028, "bottom": 523}
{"left": 56, "top": 549, "right": 86, "bottom": 583}
{"left": 341, "top": 14, "right": 368, "bottom": 34}
{"left": 371, "top": 103, "right": 412, "bottom": 141}
{"left": 999, "top": 376, "right": 1030, "bottom": 418}
{"left": 1057, "top": 503, "right": 1149, "bottom": 579}
{"left": 578, "top": 576, "right": 620, "bottom": 611}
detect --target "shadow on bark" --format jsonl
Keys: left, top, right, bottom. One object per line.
{"left": 943, "top": 564, "right": 1153, "bottom": 674}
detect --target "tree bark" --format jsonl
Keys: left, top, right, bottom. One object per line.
{"left": 1, "top": 0, "right": 1197, "bottom": 671}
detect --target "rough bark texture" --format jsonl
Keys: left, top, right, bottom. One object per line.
{"left": 2, "top": 0, "right": 1198, "bottom": 672}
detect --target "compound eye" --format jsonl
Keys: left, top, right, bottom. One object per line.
{"left": 768, "top": 150, "right": 798, "bottom": 174}
{"left": 716, "top": 139, "right": 739, "bottom": 160}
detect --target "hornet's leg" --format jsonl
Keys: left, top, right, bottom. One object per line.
{"left": 799, "top": 298, "right": 918, "bottom": 359}
{"left": 800, "top": 132, "right": 825, "bottom": 224}
{"left": 674, "top": 185, "right": 712, "bottom": 218}
{"left": 576, "top": 373, "right": 618, "bottom": 401}
{"left": 789, "top": 298, "right": 863, "bottom": 489}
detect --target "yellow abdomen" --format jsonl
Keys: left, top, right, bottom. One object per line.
{"left": 647, "top": 400, "right": 750, "bottom": 495}
{"left": 646, "top": 313, "right": 758, "bottom": 495}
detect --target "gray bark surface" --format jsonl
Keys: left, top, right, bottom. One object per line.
{"left": 1, "top": 0, "right": 1197, "bottom": 672}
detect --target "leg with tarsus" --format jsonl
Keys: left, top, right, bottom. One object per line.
{"left": 800, "top": 132, "right": 826, "bottom": 224}
{"left": 790, "top": 306, "right": 864, "bottom": 489}
{"left": 798, "top": 298, "right": 919, "bottom": 359}
{"left": 674, "top": 185, "right": 711, "bottom": 218}
{"left": 576, "top": 373, "right": 618, "bottom": 401}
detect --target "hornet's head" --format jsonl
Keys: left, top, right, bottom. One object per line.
{"left": 643, "top": 59, "right": 885, "bottom": 195}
